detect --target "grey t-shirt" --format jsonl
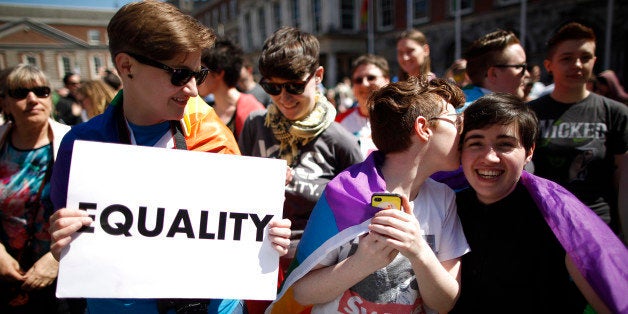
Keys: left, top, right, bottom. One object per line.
{"left": 239, "top": 110, "right": 363, "bottom": 232}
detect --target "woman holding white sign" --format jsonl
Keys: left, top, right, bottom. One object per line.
{"left": 48, "top": 1, "right": 291, "bottom": 314}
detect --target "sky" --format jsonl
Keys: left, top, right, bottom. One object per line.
{"left": 0, "top": 0, "right": 137, "bottom": 9}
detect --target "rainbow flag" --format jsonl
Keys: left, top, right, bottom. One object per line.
{"left": 359, "top": 0, "right": 368, "bottom": 30}
{"left": 268, "top": 152, "right": 388, "bottom": 313}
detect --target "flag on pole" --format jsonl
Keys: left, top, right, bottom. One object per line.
{"left": 360, "top": 0, "right": 369, "bottom": 30}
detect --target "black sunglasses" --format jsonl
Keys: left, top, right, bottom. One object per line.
{"left": 259, "top": 72, "right": 315, "bottom": 96}
{"left": 352, "top": 75, "right": 379, "bottom": 85}
{"left": 127, "top": 52, "right": 209, "bottom": 86}
{"left": 8, "top": 86, "right": 51, "bottom": 100}
{"left": 492, "top": 63, "right": 528, "bottom": 75}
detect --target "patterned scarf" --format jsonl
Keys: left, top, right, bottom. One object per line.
{"left": 265, "top": 94, "right": 336, "bottom": 166}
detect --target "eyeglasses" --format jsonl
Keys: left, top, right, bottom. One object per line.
{"left": 429, "top": 113, "right": 463, "bottom": 134}
{"left": 352, "top": 75, "right": 379, "bottom": 85}
{"left": 492, "top": 63, "right": 528, "bottom": 75}
{"left": 8, "top": 86, "right": 51, "bottom": 100}
{"left": 259, "top": 73, "right": 315, "bottom": 96}
{"left": 126, "top": 52, "right": 209, "bottom": 86}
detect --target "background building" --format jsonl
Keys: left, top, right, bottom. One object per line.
{"left": 1, "top": 1, "right": 625, "bottom": 90}
{"left": 185, "top": 0, "right": 626, "bottom": 88}
{"left": 0, "top": 3, "right": 115, "bottom": 89}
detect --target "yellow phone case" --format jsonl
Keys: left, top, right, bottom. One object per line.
{"left": 371, "top": 193, "right": 402, "bottom": 210}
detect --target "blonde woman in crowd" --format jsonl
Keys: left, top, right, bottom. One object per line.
{"left": 75, "top": 80, "right": 116, "bottom": 120}
{"left": 0, "top": 64, "right": 71, "bottom": 313}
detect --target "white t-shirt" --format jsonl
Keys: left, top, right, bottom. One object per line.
{"left": 313, "top": 179, "right": 470, "bottom": 314}
{"left": 339, "top": 109, "right": 377, "bottom": 158}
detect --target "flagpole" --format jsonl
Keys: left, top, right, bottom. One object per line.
{"left": 604, "top": 0, "right": 613, "bottom": 70}
{"left": 454, "top": 0, "right": 461, "bottom": 60}
{"left": 407, "top": 0, "right": 412, "bottom": 30}
{"left": 520, "top": 0, "right": 527, "bottom": 48}
{"left": 368, "top": 0, "right": 374, "bottom": 54}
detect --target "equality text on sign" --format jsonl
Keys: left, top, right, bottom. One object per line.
{"left": 77, "top": 202, "right": 274, "bottom": 242}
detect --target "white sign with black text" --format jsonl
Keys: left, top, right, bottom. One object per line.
{"left": 56, "top": 140, "right": 286, "bottom": 300}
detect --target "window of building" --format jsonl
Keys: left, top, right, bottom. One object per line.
{"left": 204, "top": 12, "right": 210, "bottom": 26}
{"left": 258, "top": 6, "right": 267, "bottom": 42}
{"left": 291, "top": 0, "right": 300, "bottom": 28}
{"left": 272, "top": 2, "right": 282, "bottom": 30}
{"left": 90, "top": 54, "right": 105, "bottom": 79}
{"left": 412, "top": 0, "right": 429, "bottom": 24}
{"left": 340, "top": 0, "right": 355, "bottom": 31}
{"left": 449, "top": 0, "right": 473, "bottom": 16}
{"left": 212, "top": 8, "right": 219, "bottom": 26}
{"left": 312, "top": 0, "right": 322, "bottom": 33}
{"left": 221, "top": 3, "right": 228, "bottom": 23}
{"left": 230, "top": 0, "right": 237, "bottom": 18}
{"left": 57, "top": 54, "right": 74, "bottom": 78}
{"left": 244, "top": 12, "right": 254, "bottom": 49}
{"left": 377, "top": 0, "right": 394, "bottom": 31}
{"left": 497, "top": 0, "right": 520, "bottom": 5}
{"left": 21, "top": 53, "right": 41, "bottom": 67}
{"left": 88, "top": 29, "right": 100, "bottom": 45}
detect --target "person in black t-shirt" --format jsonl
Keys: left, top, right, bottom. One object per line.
{"left": 528, "top": 22, "right": 628, "bottom": 236}
{"left": 451, "top": 93, "right": 622, "bottom": 313}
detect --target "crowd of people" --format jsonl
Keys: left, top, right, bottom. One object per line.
{"left": 0, "top": 0, "right": 626, "bottom": 313}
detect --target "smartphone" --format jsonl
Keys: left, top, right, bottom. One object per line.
{"left": 371, "top": 193, "right": 402, "bottom": 210}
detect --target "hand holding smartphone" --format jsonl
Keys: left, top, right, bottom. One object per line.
{"left": 371, "top": 193, "right": 402, "bottom": 210}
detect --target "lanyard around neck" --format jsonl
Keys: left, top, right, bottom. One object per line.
{"left": 114, "top": 102, "right": 187, "bottom": 150}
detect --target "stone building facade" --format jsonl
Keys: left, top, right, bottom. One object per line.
{"left": 187, "top": 0, "right": 627, "bottom": 87}
{"left": 2, "top": 1, "right": 624, "bottom": 89}
{"left": 0, "top": 3, "right": 115, "bottom": 89}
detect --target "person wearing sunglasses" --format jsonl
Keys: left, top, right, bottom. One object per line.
{"left": 52, "top": 72, "right": 83, "bottom": 126}
{"left": 460, "top": 30, "right": 530, "bottom": 112}
{"left": 198, "top": 39, "right": 264, "bottom": 141}
{"left": 268, "top": 77, "right": 469, "bottom": 314}
{"left": 335, "top": 54, "right": 391, "bottom": 158}
{"left": 0, "top": 64, "right": 71, "bottom": 313}
{"left": 238, "top": 26, "right": 362, "bottom": 288}
{"left": 47, "top": 1, "right": 292, "bottom": 314}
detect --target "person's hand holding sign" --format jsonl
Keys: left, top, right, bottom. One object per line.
{"left": 49, "top": 208, "right": 93, "bottom": 261}
{"left": 267, "top": 219, "right": 292, "bottom": 256}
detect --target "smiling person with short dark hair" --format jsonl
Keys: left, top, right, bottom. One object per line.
{"left": 451, "top": 93, "right": 627, "bottom": 313}
{"left": 239, "top": 26, "right": 362, "bottom": 281}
